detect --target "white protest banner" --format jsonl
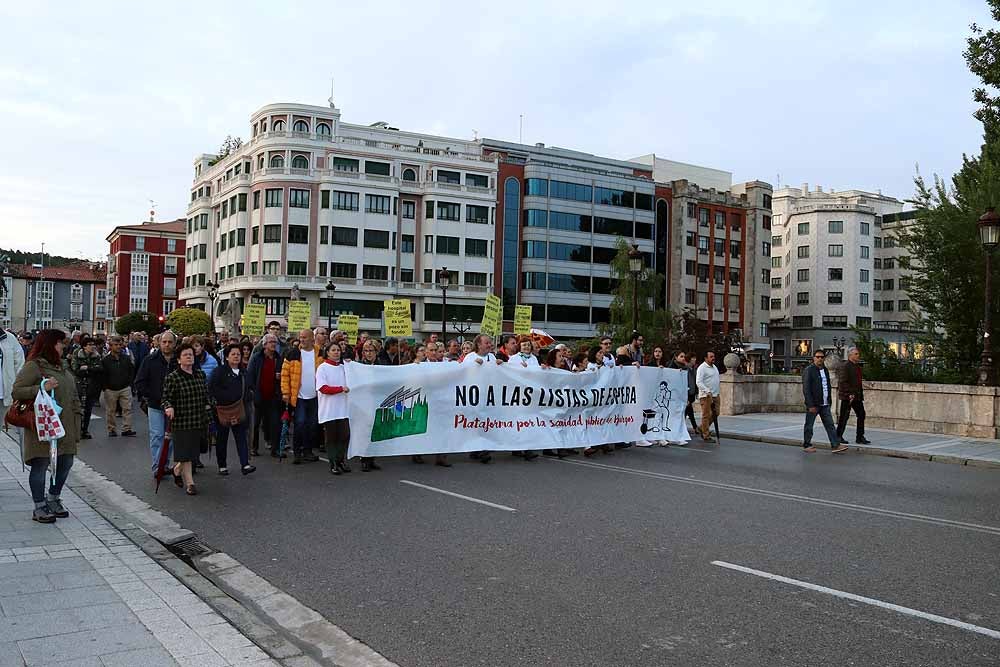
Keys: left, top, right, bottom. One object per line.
{"left": 344, "top": 363, "right": 690, "bottom": 457}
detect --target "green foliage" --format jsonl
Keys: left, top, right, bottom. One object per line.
{"left": 166, "top": 308, "right": 213, "bottom": 337}
{"left": 0, "top": 249, "right": 86, "bottom": 268}
{"left": 114, "top": 311, "right": 159, "bottom": 336}
{"left": 209, "top": 135, "right": 243, "bottom": 166}
{"left": 967, "top": 1, "right": 1000, "bottom": 142}
{"left": 598, "top": 238, "right": 672, "bottom": 346}
{"left": 664, "top": 308, "right": 742, "bottom": 365}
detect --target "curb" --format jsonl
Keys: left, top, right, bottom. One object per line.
{"left": 720, "top": 431, "right": 1000, "bottom": 469}
{"left": 65, "top": 454, "right": 397, "bottom": 667}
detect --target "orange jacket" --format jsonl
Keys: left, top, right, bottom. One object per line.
{"left": 280, "top": 349, "right": 324, "bottom": 407}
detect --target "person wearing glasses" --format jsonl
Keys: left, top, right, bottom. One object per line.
{"left": 801, "top": 350, "right": 849, "bottom": 454}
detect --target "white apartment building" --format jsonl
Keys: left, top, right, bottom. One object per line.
{"left": 180, "top": 100, "right": 499, "bottom": 335}
{"left": 768, "top": 184, "right": 908, "bottom": 369}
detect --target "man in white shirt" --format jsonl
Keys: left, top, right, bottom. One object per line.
{"left": 288, "top": 329, "right": 321, "bottom": 464}
{"left": 696, "top": 351, "right": 721, "bottom": 442}
{"left": 462, "top": 334, "right": 501, "bottom": 463}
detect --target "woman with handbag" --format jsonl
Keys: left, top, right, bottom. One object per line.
{"left": 208, "top": 344, "right": 255, "bottom": 476}
{"left": 10, "top": 329, "right": 81, "bottom": 523}
{"left": 162, "top": 343, "right": 210, "bottom": 495}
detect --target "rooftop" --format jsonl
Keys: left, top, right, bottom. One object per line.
{"left": 6, "top": 263, "right": 106, "bottom": 282}
{"left": 106, "top": 218, "right": 185, "bottom": 242}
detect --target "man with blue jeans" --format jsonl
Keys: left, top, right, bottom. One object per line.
{"left": 281, "top": 329, "right": 322, "bottom": 464}
{"left": 134, "top": 331, "right": 178, "bottom": 473}
{"left": 801, "top": 350, "right": 849, "bottom": 454}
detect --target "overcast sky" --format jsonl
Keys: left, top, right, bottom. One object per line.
{"left": 0, "top": 0, "right": 991, "bottom": 259}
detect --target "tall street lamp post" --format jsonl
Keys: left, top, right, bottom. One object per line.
{"left": 627, "top": 244, "right": 644, "bottom": 335}
{"left": 978, "top": 208, "right": 1000, "bottom": 386}
{"left": 325, "top": 280, "right": 336, "bottom": 331}
{"left": 437, "top": 267, "right": 451, "bottom": 341}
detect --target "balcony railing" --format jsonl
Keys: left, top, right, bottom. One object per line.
{"left": 209, "top": 274, "right": 490, "bottom": 295}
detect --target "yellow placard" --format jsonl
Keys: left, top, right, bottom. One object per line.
{"left": 383, "top": 299, "right": 413, "bottom": 337}
{"left": 287, "top": 301, "right": 312, "bottom": 333}
{"left": 336, "top": 314, "right": 360, "bottom": 345}
{"left": 513, "top": 305, "right": 532, "bottom": 335}
{"left": 242, "top": 304, "right": 266, "bottom": 337}
{"left": 480, "top": 294, "right": 502, "bottom": 336}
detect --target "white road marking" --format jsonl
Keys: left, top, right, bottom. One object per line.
{"left": 711, "top": 560, "right": 1000, "bottom": 640}
{"left": 552, "top": 457, "right": 1000, "bottom": 536}
{"left": 400, "top": 480, "right": 517, "bottom": 512}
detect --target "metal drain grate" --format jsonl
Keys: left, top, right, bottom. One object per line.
{"left": 165, "top": 535, "right": 213, "bottom": 558}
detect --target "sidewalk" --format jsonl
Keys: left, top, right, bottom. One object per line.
{"left": 719, "top": 413, "right": 1000, "bottom": 467}
{"left": 0, "top": 433, "right": 280, "bottom": 667}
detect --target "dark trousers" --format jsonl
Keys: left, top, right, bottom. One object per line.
{"left": 28, "top": 454, "right": 74, "bottom": 503}
{"left": 293, "top": 398, "right": 319, "bottom": 457}
{"left": 804, "top": 405, "right": 839, "bottom": 447}
{"left": 323, "top": 418, "right": 350, "bottom": 464}
{"left": 254, "top": 398, "right": 282, "bottom": 453}
{"left": 836, "top": 398, "right": 866, "bottom": 439}
{"left": 81, "top": 393, "right": 97, "bottom": 434}
{"left": 216, "top": 421, "right": 250, "bottom": 469}
{"left": 686, "top": 393, "right": 698, "bottom": 430}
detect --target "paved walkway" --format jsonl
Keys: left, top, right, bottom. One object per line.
{"left": 719, "top": 413, "right": 1000, "bottom": 467}
{"left": 0, "top": 431, "right": 280, "bottom": 667}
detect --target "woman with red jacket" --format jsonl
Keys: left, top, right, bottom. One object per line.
{"left": 316, "top": 343, "right": 351, "bottom": 475}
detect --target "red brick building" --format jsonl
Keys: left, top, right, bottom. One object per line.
{"left": 105, "top": 219, "right": 186, "bottom": 326}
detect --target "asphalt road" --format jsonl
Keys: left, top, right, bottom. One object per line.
{"left": 75, "top": 406, "right": 1000, "bottom": 666}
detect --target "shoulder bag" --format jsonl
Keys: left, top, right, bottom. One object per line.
{"left": 214, "top": 370, "right": 246, "bottom": 425}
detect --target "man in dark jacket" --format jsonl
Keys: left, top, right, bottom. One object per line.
{"left": 101, "top": 335, "right": 136, "bottom": 437}
{"left": 801, "top": 350, "right": 847, "bottom": 454}
{"left": 667, "top": 351, "right": 699, "bottom": 434}
{"left": 134, "top": 332, "right": 178, "bottom": 472}
{"left": 376, "top": 338, "right": 400, "bottom": 366}
{"left": 246, "top": 334, "right": 284, "bottom": 457}
{"left": 836, "top": 347, "right": 870, "bottom": 445}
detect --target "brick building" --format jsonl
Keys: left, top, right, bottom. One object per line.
{"left": 105, "top": 219, "right": 186, "bottom": 326}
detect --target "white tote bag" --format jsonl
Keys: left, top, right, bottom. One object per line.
{"left": 33, "top": 380, "right": 65, "bottom": 442}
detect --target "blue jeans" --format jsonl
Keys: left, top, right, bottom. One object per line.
{"left": 804, "top": 405, "right": 839, "bottom": 447}
{"left": 147, "top": 408, "right": 171, "bottom": 471}
{"left": 216, "top": 421, "right": 250, "bottom": 469}
{"left": 293, "top": 398, "right": 319, "bottom": 458}
{"left": 28, "top": 454, "right": 74, "bottom": 504}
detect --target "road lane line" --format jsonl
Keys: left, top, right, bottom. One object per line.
{"left": 552, "top": 457, "right": 1000, "bottom": 536}
{"left": 399, "top": 480, "right": 517, "bottom": 512}
{"left": 711, "top": 560, "right": 1000, "bottom": 640}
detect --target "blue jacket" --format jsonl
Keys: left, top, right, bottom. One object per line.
{"left": 802, "top": 364, "right": 833, "bottom": 409}
{"left": 195, "top": 350, "right": 219, "bottom": 383}
{"left": 134, "top": 350, "right": 178, "bottom": 410}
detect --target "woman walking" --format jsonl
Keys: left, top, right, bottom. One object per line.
{"left": 11, "top": 330, "right": 82, "bottom": 523}
{"left": 355, "top": 340, "right": 381, "bottom": 471}
{"left": 208, "top": 344, "right": 256, "bottom": 476}
{"left": 317, "top": 342, "right": 351, "bottom": 475}
{"left": 162, "top": 343, "right": 210, "bottom": 495}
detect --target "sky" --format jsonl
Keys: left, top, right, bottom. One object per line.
{"left": 0, "top": 0, "right": 992, "bottom": 259}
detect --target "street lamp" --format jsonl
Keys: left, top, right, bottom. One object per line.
{"left": 627, "top": 244, "right": 644, "bottom": 335}
{"left": 978, "top": 208, "right": 1000, "bottom": 385}
{"left": 437, "top": 267, "right": 451, "bottom": 341}
{"left": 325, "top": 279, "right": 336, "bottom": 330}
{"left": 452, "top": 316, "right": 472, "bottom": 342}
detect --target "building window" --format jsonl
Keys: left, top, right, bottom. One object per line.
{"left": 321, "top": 190, "right": 330, "bottom": 209}
{"left": 860, "top": 222, "right": 870, "bottom": 236}
{"left": 402, "top": 201, "right": 415, "bottom": 219}
{"left": 502, "top": 178, "right": 521, "bottom": 319}
{"left": 437, "top": 169, "right": 461, "bottom": 184}
{"left": 466, "top": 205, "right": 489, "bottom": 224}
{"left": 436, "top": 236, "right": 460, "bottom": 255}
{"left": 316, "top": 122, "right": 331, "bottom": 137}
{"left": 874, "top": 236, "right": 883, "bottom": 248}
{"left": 797, "top": 292, "right": 809, "bottom": 305}
{"left": 466, "top": 173, "right": 489, "bottom": 189}
{"left": 365, "top": 194, "right": 391, "bottom": 214}
{"left": 883, "top": 279, "right": 895, "bottom": 291}
{"left": 269, "top": 155, "right": 284, "bottom": 168}
{"left": 699, "top": 208, "right": 709, "bottom": 227}
{"left": 797, "top": 269, "right": 809, "bottom": 282}
{"left": 265, "top": 189, "right": 282, "bottom": 207}
{"left": 287, "top": 261, "right": 307, "bottom": 276}
{"left": 262, "top": 261, "right": 280, "bottom": 276}
{"left": 333, "top": 157, "right": 359, "bottom": 172}
{"left": 730, "top": 240, "right": 741, "bottom": 258}
{"left": 827, "top": 292, "right": 843, "bottom": 304}
{"left": 828, "top": 268, "right": 843, "bottom": 281}
{"left": 884, "top": 258, "right": 895, "bottom": 269}
{"left": 822, "top": 315, "right": 848, "bottom": 327}
{"left": 263, "top": 225, "right": 281, "bottom": 243}
{"left": 253, "top": 191, "right": 261, "bottom": 210}
{"left": 828, "top": 244, "right": 844, "bottom": 257}
{"left": 365, "top": 161, "right": 391, "bottom": 176}
{"left": 198, "top": 244, "right": 206, "bottom": 259}
{"left": 883, "top": 300, "right": 895, "bottom": 312}
{"left": 874, "top": 258, "right": 883, "bottom": 269}
{"left": 698, "top": 236, "right": 710, "bottom": 255}
{"left": 401, "top": 234, "right": 414, "bottom": 253}
{"left": 828, "top": 220, "right": 844, "bottom": 234}
{"left": 464, "top": 272, "right": 488, "bottom": 287}
{"left": 686, "top": 231, "right": 696, "bottom": 247}
{"left": 873, "top": 300, "right": 882, "bottom": 312}
{"left": 437, "top": 202, "right": 461, "bottom": 221}
{"left": 856, "top": 316, "right": 872, "bottom": 328}
{"left": 288, "top": 225, "right": 308, "bottom": 244}
{"left": 860, "top": 269, "right": 869, "bottom": 283}
{"left": 333, "top": 191, "right": 359, "bottom": 211}
{"left": 364, "top": 230, "right": 390, "bottom": 249}
{"left": 134, "top": 236, "right": 145, "bottom": 251}
{"left": 264, "top": 297, "right": 288, "bottom": 315}
{"left": 797, "top": 222, "right": 809, "bottom": 235}
{"left": 771, "top": 256, "right": 781, "bottom": 268}
{"left": 250, "top": 262, "right": 258, "bottom": 275}
{"left": 859, "top": 292, "right": 869, "bottom": 306}
{"left": 320, "top": 226, "right": 329, "bottom": 244}
{"left": 860, "top": 246, "right": 870, "bottom": 259}
{"left": 465, "top": 238, "right": 488, "bottom": 257}
{"left": 399, "top": 269, "right": 414, "bottom": 283}
{"left": 402, "top": 168, "right": 417, "bottom": 182}
{"left": 797, "top": 246, "right": 809, "bottom": 259}
{"left": 330, "top": 262, "right": 357, "bottom": 279}
{"left": 899, "top": 300, "right": 910, "bottom": 311}
{"left": 289, "top": 189, "right": 310, "bottom": 208}
{"left": 714, "top": 238, "right": 725, "bottom": 257}
{"left": 362, "top": 265, "right": 389, "bottom": 280}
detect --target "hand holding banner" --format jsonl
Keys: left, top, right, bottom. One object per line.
{"left": 287, "top": 301, "right": 312, "bottom": 332}
{"left": 480, "top": 294, "right": 502, "bottom": 336}
{"left": 337, "top": 314, "right": 360, "bottom": 344}
{"left": 513, "top": 305, "right": 532, "bottom": 335}
{"left": 383, "top": 299, "right": 413, "bottom": 337}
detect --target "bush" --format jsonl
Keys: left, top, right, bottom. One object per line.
{"left": 166, "top": 308, "right": 213, "bottom": 337}
{"left": 114, "top": 311, "right": 160, "bottom": 337}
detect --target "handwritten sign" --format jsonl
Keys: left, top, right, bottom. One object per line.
{"left": 383, "top": 299, "right": 413, "bottom": 337}
{"left": 480, "top": 294, "right": 502, "bottom": 336}
{"left": 513, "top": 305, "right": 532, "bottom": 336}
{"left": 242, "top": 304, "right": 266, "bottom": 337}
{"left": 287, "top": 301, "right": 312, "bottom": 333}
{"left": 337, "top": 314, "right": 360, "bottom": 345}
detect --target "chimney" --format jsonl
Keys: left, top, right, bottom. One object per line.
{"left": 815, "top": 185, "right": 823, "bottom": 193}
{"left": 535, "top": 142, "right": 545, "bottom": 148}
{"left": 801, "top": 183, "right": 808, "bottom": 195}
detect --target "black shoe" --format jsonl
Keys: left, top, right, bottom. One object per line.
{"left": 292, "top": 457, "right": 303, "bottom": 465}
{"left": 838, "top": 437, "right": 849, "bottom": 444}
{"left": 411, "top": 455, "right": 425, "bottom": 464}
{"left": 556, "top": 450, "right": 567, "bottom": 459}
{"left": 173, "top": 470, "right": 183, "bottom": 487}
{"left": 330, "top": 466, "right": 342, "bottom": 475}
{"left": 361, "top": 461, "right": 371, "bottom": 472}
{"left": 435, "top": 459, "right": 452, "bottom": 468}
{"left": 369, "top": 460, "right": 381, "bottom": 471}
{"left": 337, "top": 461, "right": 352, "bottom": 473}
{"left": 583, "top": 447, "right": 596, "bottom": 457}
{"left": 81, "top": 432, "right": 92, "bottom": 440}
{"left": 524, "top": 452, "right": 539, "bottom": 461}
{"left": 218, "top": 467, "right": 229, "bottom": 476}
{"left": 122, "top": 430, "right": 136, "bottom": 437}
{"left": 108, "top": 431, "right": 118, "bottom": 438}
{"left": 46, "top": 498, "right": 69, "bottom": 518}
{"left": 251, "top": 447, "right": 259, "bottom": 457}
{"left": 856, "top": 437, "right": 871, "bottom": 445}
{"left": 195, "top": 460, "right": 205, "bottom": 469}
{"left": 304, "top": 455, "right": 320, "bottom": 463}
{"left": 241, "top": 465, "right": 256, "bottom": 475}
{"left": 32, "top": 506, "right": 56, "bottom": 523}
{"left": 479, "top": 453, "right": 492, "bottom": 464}
{"left": 469, "top": 452, "right": 482, "bottom": 460}
{"left": 542, "top": 449, "right": 556, "bottom": 456}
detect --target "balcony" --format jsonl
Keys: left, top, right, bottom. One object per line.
{"left": 164, "top": 265, "right": 177, "bottom": 275}
{"left": 212, "top": 274, "right": 491, "bottom": 296}
{"left": 188, "top": 196, "right": 212, "bottom": 211}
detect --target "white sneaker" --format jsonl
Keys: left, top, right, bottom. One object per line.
{"left": 634, "top": 440, "right": 654, "bottom": 447}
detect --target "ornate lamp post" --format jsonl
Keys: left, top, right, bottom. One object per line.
{"left": 325, "top": 280, "right": 336, "bottom": 330}
{"left": 978, "top": 208, "right": 1000, "bottom": 385}
{"left": 627, "top": 244, "right": 644, "bottom": 334}
{"left": 452, "top": 316, "right": 473, "bottom": 342}
{"left": 437, "top": 267, "right": 451, "bottom": 341}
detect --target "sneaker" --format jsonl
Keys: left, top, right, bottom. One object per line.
{"left": 46, "top": 497, "right": 68, "bottom": 518}
{"left": 803, "top": 446, "right": 817, "bottom": 453}
{"left": 218, "top": 467, "right": 229, "bottom": 476}
{"left": 108, "top": 430, "right": 118, "bottom": 438}
{"left": 241, "top": 465, "right": 256, "bottom": 476}
{"left": 122, "top": 430, "right": 136, "bottom": 437}
{"left": 832, "top": 445, "right": 849, "bottom": 454}
{"left": 856, "top": 437, "right": 871, "bottom": 445}
{"left": 838, "top": 437, "right": 848, "bottom": 444}
{"left": 32, "top": 506, "right": 56, "bottom": 523}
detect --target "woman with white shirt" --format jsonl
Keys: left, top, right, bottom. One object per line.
{"left": 316, "top": 343, "right": 351, "bottom": 475}
{"left": 463, "top": 334, "right": 501, "bottom": 463}
{"left": 507, "top": 337, "right": 540, "bottom": 370}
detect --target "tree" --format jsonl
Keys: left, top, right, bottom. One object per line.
{"left": 114, "top": 311, "right": 159, "bottom": 337}
{"left": 598, "top": 237, "right": 672, "bottom": 346}
{"left": 210, "top": 135, "right": 243, "bottom": 165}
{"left": 663, "top": 308, "right": 741, "bottom": 368}
{"left": 166, "top": 308, "right": 213, "bottom": 337}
